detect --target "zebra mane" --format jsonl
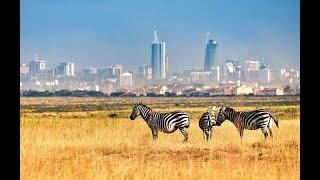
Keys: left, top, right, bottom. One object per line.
{"left": 223, "top": 106, "right": 236, "bottom": 113}
{"left": 137, "top": 103, "right": 152, "bottom": 112}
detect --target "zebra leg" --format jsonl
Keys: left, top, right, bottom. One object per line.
{"left": 209, "top": 129, "right": 213, "bottom": 139}
{"left": 179, "top": 127, "right": 188, "bottom": 142}
{"left": 151, "top": 128, "right": 158, "bottom": 141}
{"left": 205, "top": 130, "right": 209, "bottom": 141}
{"left": 261, "top": 128, "right": 269, "bottom": 140}
{"left": 239, "top": 129, "right": 244, "bottom": 142}
{"left": 269, "top": 128, "right": 273, "bottom": 138}
{"left": 203, "top": 130, "right": 206, "bottom": 141}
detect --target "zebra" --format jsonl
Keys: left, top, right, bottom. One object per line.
{"left": 199, "top": 105, "right": 217, "bottom": 141}
{"left": 129, "top": 102, "right": 190, "bottom": 142}
{"left": 215, "top": 106, "right": 279, "bottom": 140}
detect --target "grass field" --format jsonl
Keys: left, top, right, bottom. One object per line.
{"left": 20, "top": 96, "right": 300, "bottom": 179}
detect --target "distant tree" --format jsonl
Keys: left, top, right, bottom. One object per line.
{"left": 146, "top": 93, "right": 158, "bottom": 97}
{"left": 123, "top": 92, "right": 136, "bottom": 97}
{"left": 165, "top": 92, "right": 177, "bottom": 97}
{"left": 110, "top": 92, "right": 126, "bottom": 97}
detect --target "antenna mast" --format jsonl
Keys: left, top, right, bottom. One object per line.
{"left": 154, "top": 30, "right": 158, "bottom": 43}
{"left": 205, "top": 32, "right": 210, "bottom": 45}
{"left": 34, "top": 51, "right": 39, "bottom": 61}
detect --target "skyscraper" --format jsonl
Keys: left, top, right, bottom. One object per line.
{"left": 151, "top": 30, "right": 168, "bottom": 80}
{"left": 204, "top": 39, "right": 218, "bottom": 71}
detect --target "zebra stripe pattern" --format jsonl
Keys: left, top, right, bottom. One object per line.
{"left": 199, "top": 106, "right": 216, "bottom": 141}
{"left": 129, "top": 102, "right": 190, "bottom": 142}
{"left": 216, "top": 106, "right": 279, "bottom": 140}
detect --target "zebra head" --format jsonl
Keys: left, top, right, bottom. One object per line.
{"left": 216, "top": 106, "right": 228, "bottom": 126}
{"left": 208, "top": 105, "right": 216, "bottom": 112}
{"left": 130, "top": 102, "right": 143, "bottom": 120}
{"left": 217, "top": 106, "right": 236, "bottom": 125}
{"left": 208, "top": 105, "right": 217, "bottom": 125}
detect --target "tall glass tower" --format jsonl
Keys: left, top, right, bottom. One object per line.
{"left": 204, "top": 39, "right": 218, "bottom": 71}
{"left": 151, "top": 30, "right": 167, "bottom": 80}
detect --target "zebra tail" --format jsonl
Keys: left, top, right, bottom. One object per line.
{"left": 270, "top": 114, "right": 279, "bottom": 128}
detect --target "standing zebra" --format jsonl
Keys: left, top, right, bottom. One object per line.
{"left": 199, "top": 105, "right": 217, "bottom": 141}
{"left": 215, "top": 106, "right": 279, "bottom": 140}
{"left": 129, "top": 102, "right": 190, "bottom": 142}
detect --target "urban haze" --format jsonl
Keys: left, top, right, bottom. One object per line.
{"left": 20, "top": 0, "right": 300, "bottom": 96}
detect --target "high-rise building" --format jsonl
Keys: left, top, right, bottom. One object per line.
{"left": 56, "top": 62, "right": 75, "bottom": 77}
{"left": 258, "top": 68, "right": 270, "bottom": 83}
{"left": 223, "top": 60, "right": 241, "bottom": 82}
{"left": 29, "top": 60, "right": 45, "bottom": 76}
{"left": 211, "top": 66, "right": 221, "bottom": 82}
{"left": 190, "top": 71, "right": 211, "bottom": 84}
{"left": 165, "top": 56, "right": 169, "bottom": 78}
{"left": 29, "top": 53, "right": 45, "bottom": 76}
{"left": 119, "top": 72, "right": 133, "bottom": 87}
{"left": 82, "top": 67, "right": 97, "bottom": 80}
{"left": 151, "top": 30, "right": 168, "bottom": 80}
{"left": 137, "top": 66, "right": 152, "bottom": 80}
{"left": 107, "top": 65, "right": 124, "bottom": 76}
{"left": 204, "top": 39, "right": 218, "bottom": 71}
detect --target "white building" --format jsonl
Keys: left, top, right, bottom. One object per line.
{"left": 190, "top": 71, "right": 211, "bottom": 84}
{"left": 269, "top": 69, "right": 282, "bottom": 82}
{"left": 243, "top": 60, "right": 260, "bottom": 71}
{"left": 211, "top": 66, "right": 221, "bottom": 82}
{"left": 83, "top": 67, "right": 97, "bottom": 75}
{"left": 236, "top": 85, "right": 254, "bottom": 95}
{"left": 108, "top": 65, "right": 124, "bottom": 76}
{"left": 258, "top": 68, "right": 270, "bottom": 83}
{"left": 20, "top": 64, "right": 29, "bottom": 75}
{"left": 119, "top": 72, "right": 133, "bottom": 87}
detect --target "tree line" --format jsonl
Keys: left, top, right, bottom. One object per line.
{"left": 20, "top": 90, "right": 298, "bottom": 97}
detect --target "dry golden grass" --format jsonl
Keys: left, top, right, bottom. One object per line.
{"left": 20, "top": 97, "right": 299, "bottom": 180}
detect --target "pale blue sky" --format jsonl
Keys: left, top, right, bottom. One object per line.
{"left": 20, "top": 0, "right": 300, "bottom": 73}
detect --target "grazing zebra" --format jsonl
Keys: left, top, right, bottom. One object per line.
{"left": 199, "top": 105, "right": 217, "bottom": 141}
{"left": 215, "top": 106, "right": 279, "bottom": 140}
{"left": 129, "top": 102, "right": 190, "bottom": 142}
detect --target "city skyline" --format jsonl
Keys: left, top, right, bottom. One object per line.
{"left": 20, "top": 0, "right": 300, "bottom": 73}
{"left": 21, "top": 52, "right": 300, "bottom": 94}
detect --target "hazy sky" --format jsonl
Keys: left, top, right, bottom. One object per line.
{"left": 20, "top": 0, "right": 300, "bottom": 73}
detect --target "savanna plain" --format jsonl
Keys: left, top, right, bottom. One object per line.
{"left": 20, "top": 96, "right": 300, "bottom": 179}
